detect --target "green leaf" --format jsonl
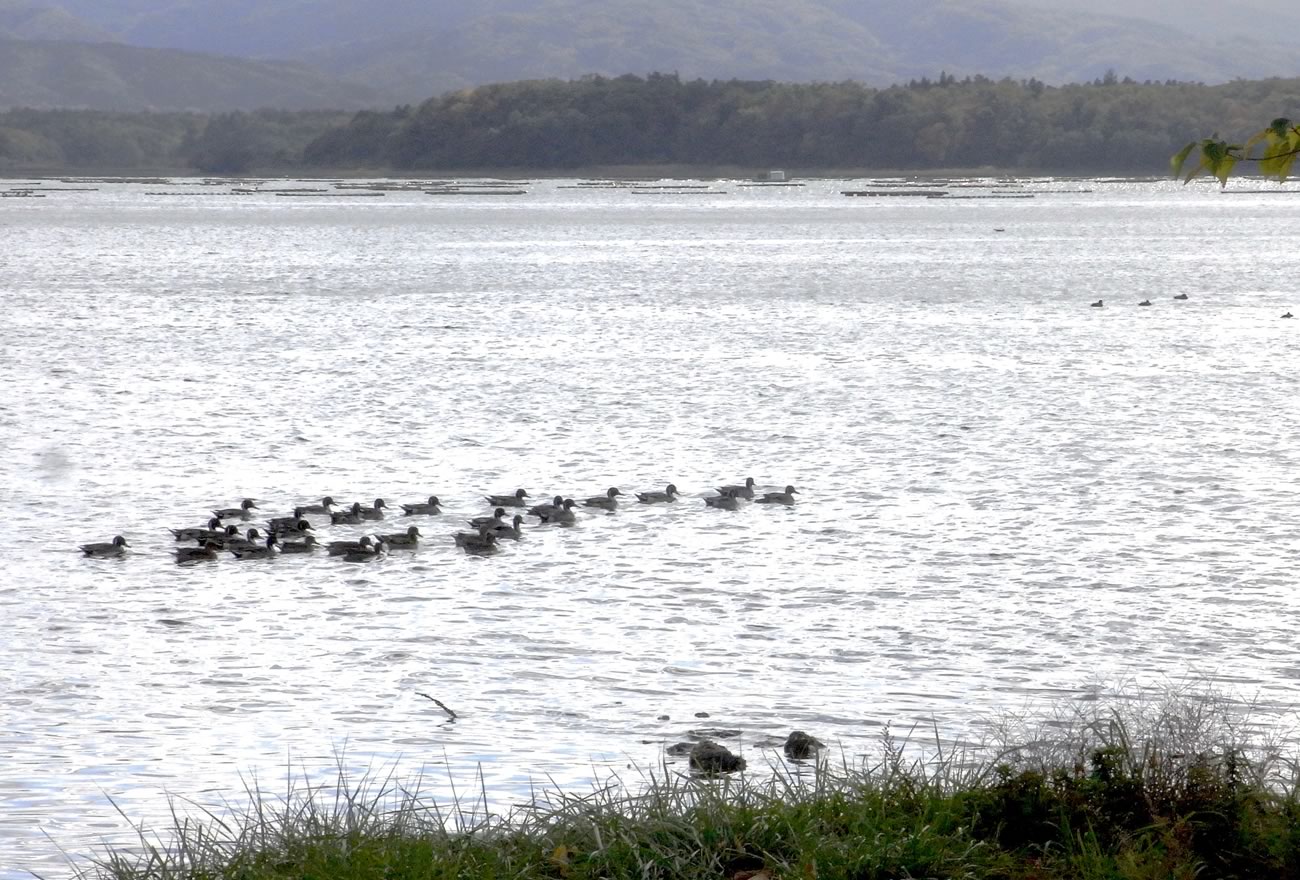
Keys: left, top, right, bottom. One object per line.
{"left": 1170, "top": 141, "right": 1196, "bottom": 177}
{"left": 1243, "top": 128, "right": 1271, "bottom": 158}
{"left": 1213, "top": 154, "right": 1237, "bottom": 186}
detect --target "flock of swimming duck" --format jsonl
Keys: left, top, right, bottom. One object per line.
{"left": 77, "top": 480, "right": 801, "bottom": 563}
{"left": 1088, "top": 294, "right": 1293, "bottom": 317}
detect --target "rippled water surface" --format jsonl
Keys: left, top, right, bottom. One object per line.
{"left": 4, "top": 176, "right": 1300, "bottom": 876}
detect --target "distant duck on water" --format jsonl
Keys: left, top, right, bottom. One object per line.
{"left": 581, "top": 487, "right": 623, "bottom": 510}
{"left": 704, "top": 489, "right": 740, "bottom": 510}
{"left": 1284, "top": 312, "right": 1294, "bottom": 319}
{"left": 327, "top": 535, "right": 374, "bottom": 556}
{"left": 716, "top": 477, "right": 756, "bottom": 500}
{"left": 359, "top": 498, "right": 388, "bottom": 521}
{"left": 1090, "top": 299, "right": 1103, "bottom": 308}
{"left": 470, "top": 507, "right": 508, "bottom": 529}
{"left": 488, "top": 514, "right": 526, "bottom": 539}
{"left": 756, "top": 485, "right": 799, "bottom": 505}
{"left": 213, "top": 498, "right": 258, "bottom": 521}
{"left": 1173, "top": 293, "right": 1189, "bottom": 300}
{"left": 380, "top": 525, "right": 422, "bottom": 548}
{"left": 1138, "top": 299, "right": 1152, "bottom": 306}
{"left": 528, "top": 495, "right": 566, "bottom": 519}
{"left": 230, "top": 534, "right": 281, "bottom": 559}
{"left": 331, "top": 502, "right": 365, "bottom": 525}
{"left": 80, "top": 535, "right": 129, "bottom": 557}
{"left": 636, "top": 483, "right": 680, "bottom": 503}
{"left": 300, "top": 496, "right": 336, "bottom": 515}
{"left": 278, "top": 535, "right": 319, "bottom": 554}
{"left": 485, "top": 489, "right": 529, "bottom": 507}
{"left": 537, "top": 498, "right": 578, "bottom": 524}
{"left": 170, "top": 518, "right": 222, "bottom": 542}
{"left": 175, "top": 542, "right": 220, "bottom": 563}
{"left": 401, "top": 495, "right": 442, "bottom": 516}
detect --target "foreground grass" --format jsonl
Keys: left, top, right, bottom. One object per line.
{"left": 83, "top": 696, "right": 1300, "bottom": 880}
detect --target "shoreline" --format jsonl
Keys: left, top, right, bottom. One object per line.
{"left": 1, "top": 163, "right": 1165, "bottom": 181}
{"left": 76, "top": 695, "right": 1300, "bottom": 880}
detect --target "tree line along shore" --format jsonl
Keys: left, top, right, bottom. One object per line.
{"left": 3, "top": 72, "right": 1300, "bottom": 177}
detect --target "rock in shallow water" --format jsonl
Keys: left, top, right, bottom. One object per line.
{"left": 783, "top": 730, "right": 824, "bottom": 760}
{"left": 690, "top": 740, "right": 746, "bottom": 774}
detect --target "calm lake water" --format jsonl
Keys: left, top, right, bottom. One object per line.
{"left": 3, "top": 175, "right": 1300, "bottom": 877}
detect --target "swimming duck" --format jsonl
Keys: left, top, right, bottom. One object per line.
{"left": 488, "top": 514, "right": 526, "bottom": 539}
{"left": 1138, "top": 299, "right": 1152, "bottom": 306}
{"left": 401, "top": 495, "right": 442, "bottom": 516}
{"left": 1173, "top": 293, "right": 1189, "bottom": 300}
{"left": 300, "top": 496, "right": 336, "bottom": 515}
{"left": 80, "top": 535, "right": 129, "bottom": 557}
{"left": 267, "top": 519, "right": 313, "bottom": 539}
{"left": 528, "top": 495, "right": 565, "bottom": 518}
{"left": 225, "top": 528, "right": 266, "bottom": 552}
{"left": 756, "top": 485, "right": 799, "bottom": 505}
{"left": 327, "top": 535, "right": 374, "bottom": 556}
{"left": 537, "top": 498, "right": 577, "bottom": 524}
{"left": 204, "top": 525, "right": 243, "bottom": 549}
{"left": 1090, "top": 300, "right": 1103, "bottom": 307}
{"left": 485, "top": 489, "right": 529, "bottom": 507}
{"left": 278, "top": 534, "right": 319, "bottom": 554}
{"left": 175, "top": 541, "right": 220, "bottom": 563}
{"left": 469, "top": 507, "right": 508, "bottom": 529}
{"left": 716, "top": 477, "right": 756, "bottom": 500}
{"left": 331, "top": 502, "right": 365, "bottom": 525}
{"left": 704, "top": 489, "right": 740, "bottom": 510}
{"left": 454, "top": 531, "right": 499, "bottom": 554}
{"left": 266, "top": 508, "right": 309, "bottom": 531}
{"left": 213, "top": 498, "right": 258, "bottom": 521}
{"left": 170, "top": 518, "right": 222, "bottom": 542}
{"left": 1284, "top": 312, "right": 1294, "bottom": 319}
{"left": 636, "top": 483, "right": 680, "bottom": 503}
{"left": 343, "top": 539, "right": 388, "bottom": 563}
{"left": 230, "top": 534, "right": 281, "bottom": 560}
{"left": 581, "top": 487, "right": 623, "bottom": 510}
{"left": 380, "top": 525, "right": 422, "bottom": 547}
{"left": 359, "top": 498, "right": 388, "bottom": 521}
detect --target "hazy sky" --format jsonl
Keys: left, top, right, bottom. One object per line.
{"left": 1005, "top": 0, "right": 1300, "bottom": 42}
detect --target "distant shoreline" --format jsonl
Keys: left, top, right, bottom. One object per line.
{"left": 0, "top": 164, "right": 1157, "bottom": 181}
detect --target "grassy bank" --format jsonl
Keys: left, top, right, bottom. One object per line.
{"left": 82, "top": 696, "right": 1300, "bottom": 880}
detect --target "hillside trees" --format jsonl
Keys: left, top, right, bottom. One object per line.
{"left": 3, "top": 73, "right": 1300, "bottom": 175}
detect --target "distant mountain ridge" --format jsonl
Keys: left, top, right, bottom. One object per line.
{"left": 0, "top": 39, "right": 382, "bottom": 111}
{"left": 0, "top": 0, "right": 112, "bottom": 41}
{"left": 5, "top": 0, "right": 1300, "bottom": 110}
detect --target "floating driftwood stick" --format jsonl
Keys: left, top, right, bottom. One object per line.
{"left": 416, "top": 692, "right": 458, "bottom": 721}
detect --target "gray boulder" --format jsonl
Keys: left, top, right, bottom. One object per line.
{"left": 690, "top": 740, "right": 746, "bottom": 774}
{"left": 783, "top": 730, "right": 824, "bottom": 761}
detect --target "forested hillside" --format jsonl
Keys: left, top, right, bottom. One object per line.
{"left": 308, "top": 74, "right": 1300, "bottom": 173}
{"left": 3, "top": 74, "right": 1299, "bottom": 175}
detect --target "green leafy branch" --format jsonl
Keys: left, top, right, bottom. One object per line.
{"left": 1173, "top": 117, "right": 1300, "bottom": 186}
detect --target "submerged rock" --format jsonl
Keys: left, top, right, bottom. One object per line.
{"left": 690, "top": 740, "right": 746, "bottom": 774}
{"left": 783, "top": 730, "right": 824, "bottom": 761}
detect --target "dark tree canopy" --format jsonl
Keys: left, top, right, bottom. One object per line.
{"left": 4, "top": 73, "right": 1300, "bottom": 175}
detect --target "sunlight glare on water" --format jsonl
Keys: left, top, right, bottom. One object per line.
{"left": 3, "top": 176, "right": 1300, "bottom": 876}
